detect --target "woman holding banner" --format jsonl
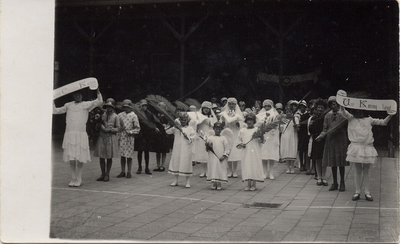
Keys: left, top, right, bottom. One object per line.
{"left": 53, "top": 88, "right": 103, "bottom": 187}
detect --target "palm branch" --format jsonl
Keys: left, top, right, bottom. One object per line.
{"left": 184, "top": 98, "right": 202, "bottom": 109}
{"left": 282, "top": 89, "right": 313, "bottom": 134}
{"left": 148, "top": 100, "right": 189, "bottom": 140}
{"left": 131, "top": 105, "right": 156, "bottom": 129}
{"left": 146, "top": 94, "right": 176, "bottom": 114}
{"left": 199, "top": 130, "right": 219, "bottom": 159}
{"left": 175, "top": 100, "right": 189, "bottom": 111}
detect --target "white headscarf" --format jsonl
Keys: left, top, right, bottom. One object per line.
{"left": 199, "top": 101, "right": 218, "bottom": 125}
{"left": 257, "top": 99, "right": 279, "bottom": 125}
{"left": 221, "top": 97, "right": 244, "bottom": 123}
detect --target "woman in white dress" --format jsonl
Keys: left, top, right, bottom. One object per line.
{"left": 192, "top": 101, "right": 218, "bottom": 177}
{"left": 256, "top": 99, "right": 280, "bottom": 180}
{"left": 280, "top": 100, "right": 300, "bottom": 174}
{"left": 220, "top": 98, "right": 244, "bottom": 178}
{"left": 53, "top": 88, "right": 103, "bottom": 187}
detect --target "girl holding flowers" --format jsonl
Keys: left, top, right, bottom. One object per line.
{"left": 236, "top": 113, "right": 265, "bottom": 191}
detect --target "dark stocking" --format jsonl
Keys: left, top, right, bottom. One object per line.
{"left": 137, "top": 151, "right": 143, "bottom": 170}
{"left": 99, "top": 158, "right": 106, "bottom": 175}
{"left": 299, "top": 150, "right": 305, "bottom": 169}
{"left": 332, "top": 166, "right": 338, "bottom": 184}
{"left": 127, "top": 158, "right": 132, "bottom": 173}
{"left": 144, "top": 151, "right": 150, "bottom": 170}
{"left": 156, "top": 152, "right": 161, "bottom": 167}
{"left": 106, "top": 158, "right": 112, "bottom": 175}
{"left": 339, "top": 166, "right": 345, "bottom": 183}
{"left": 120, "top": 157, "right": 126, "bottom": 173}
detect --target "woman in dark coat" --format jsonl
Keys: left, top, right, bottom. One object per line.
{"left": 309, "top": 98, "right": 328, "bottom": 186}
{"left": 153, "top": 102, "right": 173, "bottom": 172}
{"left": 134, "top": 99, "right": 159, "bottom": 174}
{"left": 316, "top": 96, "right": 349, "bottom": 191}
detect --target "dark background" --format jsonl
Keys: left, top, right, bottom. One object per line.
{"left": 53, "top": 0, "right": 399, "bottom": 147}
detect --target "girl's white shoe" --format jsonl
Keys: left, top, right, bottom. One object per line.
{"left": 68, "top": 180, "right": 76, "bottom": 187}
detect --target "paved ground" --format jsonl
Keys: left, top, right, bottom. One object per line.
{"left": 50, "top": 139, "right": 399, "bottom": 242}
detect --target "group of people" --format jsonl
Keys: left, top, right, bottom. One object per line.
{"left": 53, "top": 88, "right": 394, "bottom": 202}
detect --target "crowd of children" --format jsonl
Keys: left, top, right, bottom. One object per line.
{"left": 53, "top": 88, "right": 395, "bottom": 202}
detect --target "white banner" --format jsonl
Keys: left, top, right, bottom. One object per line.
{"left": 53, "top": 77, "right": 98, "bottom": 99}
{"left": 336, "top": 90, "right": 397, "bottom": 114}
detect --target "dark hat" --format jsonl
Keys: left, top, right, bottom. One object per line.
{"left": 103, "top": 98, "right": 116, "bottom": 109}
{"left": 122, "top": 99, "right": 133, "bottom": 108}
{"left": 245, "top": 112, "right": 257, "bottom": 123}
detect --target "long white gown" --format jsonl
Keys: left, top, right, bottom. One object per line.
{"left": 237, "top": 127, "right": 265, "bottom": 182}
{"left": 280, "top": 115, "right": 299, "bottom": 161}
{"left": 221, "top": 112, "right": 244, "bottom": 161}
{"left": 256, "top": 109, "right": 280, "bottom": 161}
{"left": 192, "top": 113, "right": 214, "bottom": 163}
{"left": 166, "top": 125, "right": 196, "bottom": 176}
{"left": 206, "top": 135, "right": 230, "bottom": 183}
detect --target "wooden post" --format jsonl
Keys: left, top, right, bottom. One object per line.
{"left": 89, "top": 19, "right": 95, "bottom": 77}
{"left": 159, "top": 15, "right": 207, "bottom": 98}
{"left": 278, "top": 15, "right": 284, "bottom": 103}
{"left": 256, "top": 11, "right": 307, "bottom": 103}
{"left": 180, "top": 16, "right": 185, "bottom": 98}
{"left": 73, "top": 18, "right": 114, "bottom": 99}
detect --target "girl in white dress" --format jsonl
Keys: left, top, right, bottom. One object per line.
{"left": 53, "top": 89, "right": 103, "bottom": 187}
{"left": 167, "top": 112, "right": 196, "bottom": 188}
{"left": 205, "top": 122, "right": 230, "bottom": 190}
{"left": 256, "top": 99, "right": 280, "bottom": 180}
{"left": 339, "top": 105, "right": 394, "bottom": 201}
{"left": 220, "top": 98, "right": 244, "bottom": 178}
{"left": 280, "top": 100, "right": 300, "bottom": 174}
{"left": 192, "top": 101, "right": 217, "bottom": 178}
{"left": 236, "top": 113, "right": 265, "bottom": 191}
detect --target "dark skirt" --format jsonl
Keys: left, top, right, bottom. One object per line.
{"left": 152, "top": 123, "right": 172, "bottom": 153}
{"left": 298, "top": 133, "right": 310, "bottom": 152}
{"left": 322, "top": 129, "right": 350, "bottom": 167}
{"left": 134, "top": 127, "right": 158, "bottom": 152}
{"left": 311, "top": 137, "right": 325, "bottom": 160}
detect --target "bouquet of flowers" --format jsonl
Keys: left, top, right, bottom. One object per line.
{"left": 245, "top": 114, "right": 285, "bottom": 145}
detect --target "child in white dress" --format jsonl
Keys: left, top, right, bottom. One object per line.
{"left": 205, "top": 122, "right": 230, "bottom": 190}
{"left": 236, "top": 113, "right": 265, "bottom": 191}
{"left": 166, "top": 112, "right": 196, "bottom": 188}
{"left": 339, "top": 105, "right": 394, "bottom": 201}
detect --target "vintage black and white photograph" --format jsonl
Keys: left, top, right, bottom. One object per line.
{"left": 48, "top": 0, "right": 399, "bottom": 242}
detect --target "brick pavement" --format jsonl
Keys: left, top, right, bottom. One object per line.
{"left": 50, "top": 140, "right": 399, "bottom": 242}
